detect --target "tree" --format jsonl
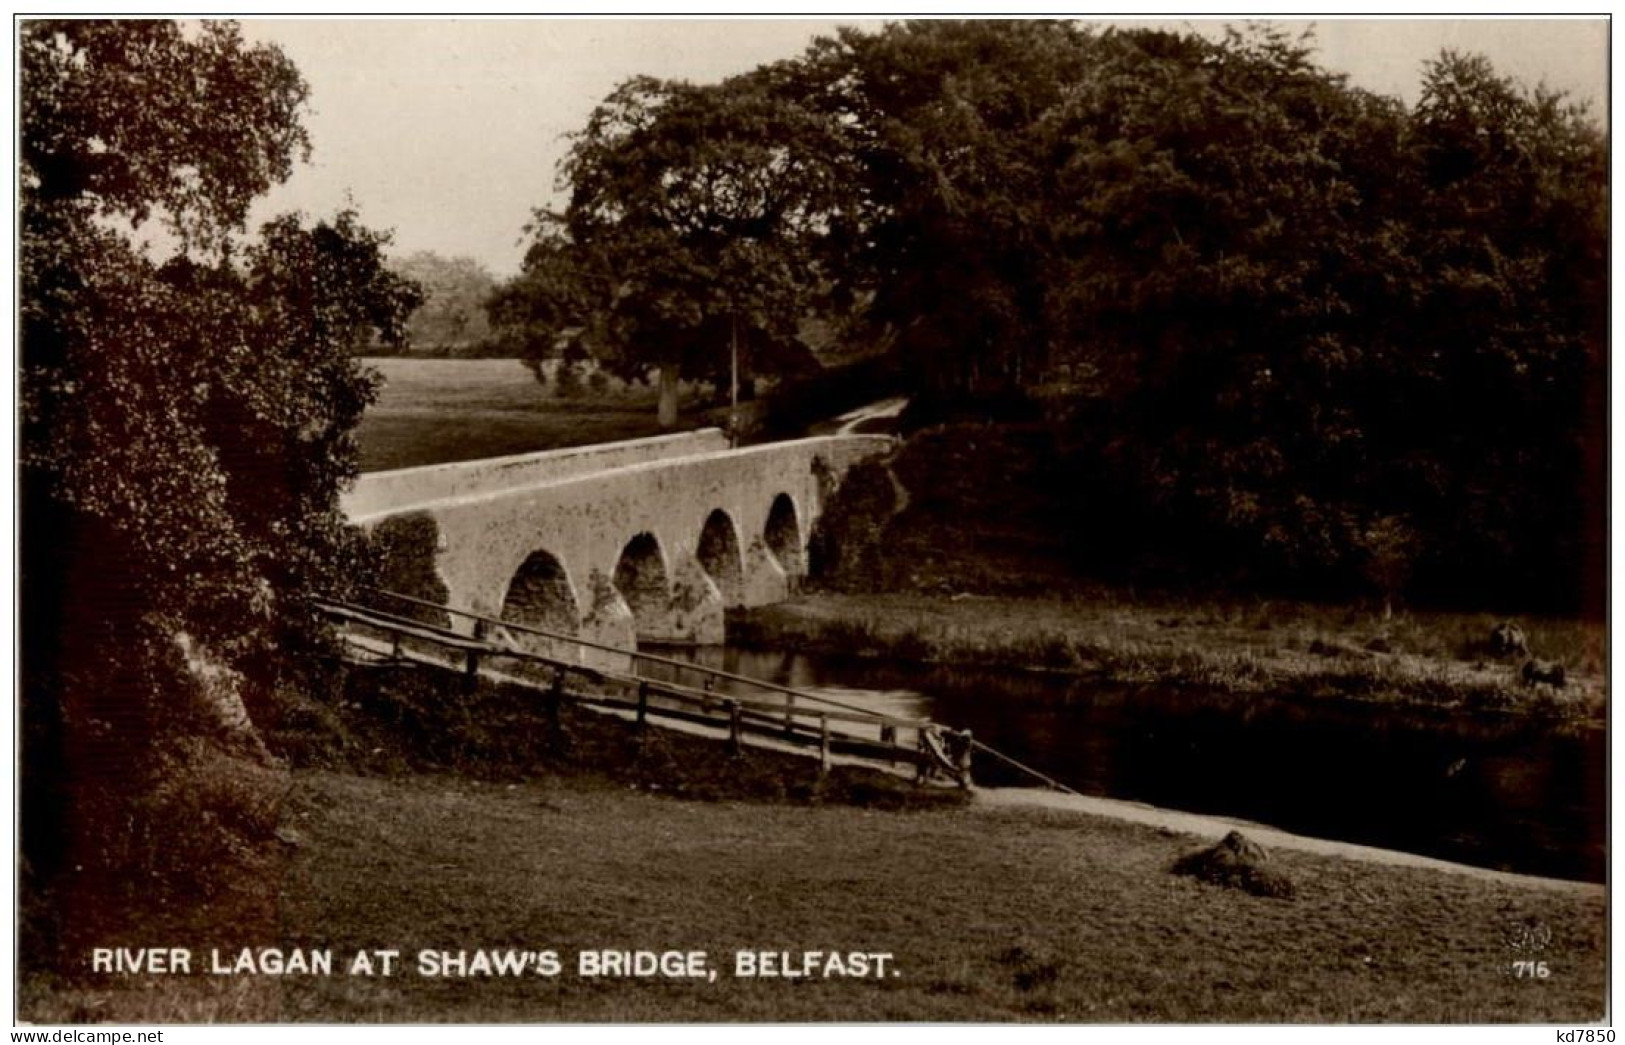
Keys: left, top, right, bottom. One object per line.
{"left": 485, "top": 211, "right": 613, "bottom": 382}
{"left": 499, "top": 71, "right": 848, "bottom": 426}
{"left": 790, "top": 20, "right": 1101, "bottom": 398}
{"left": 1392, "top": 50, "right": 1606, "bottom": 604}
{"left": 391, "top": 251, "right": 498, "bottom": 355}
{"left": 20, "top": 19, "right": 421, "bottom": 886}
{"left": 775, "top": 21, "right": 1604, "bottom": 606}
{"left": 1028, "top": 26, "right": 1404, "bottom": 585}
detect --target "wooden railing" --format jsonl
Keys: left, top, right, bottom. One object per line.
{"left": 315, "top": 591, "right": 975, "bottom": 784}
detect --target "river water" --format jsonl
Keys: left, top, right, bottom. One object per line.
{"left": 647, "top": 645, "right": 1605, "bottom": 883}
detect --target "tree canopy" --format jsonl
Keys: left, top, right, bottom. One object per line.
{"left": 21, "top": 19, "right": 422, "bottom": 878}
{"left": 494, "top": 70, "right": 853, "bottom": 424}
{"left": 492, "top": 19, "right": 1603, "bottom": 608}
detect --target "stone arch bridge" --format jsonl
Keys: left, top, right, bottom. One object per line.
{"left": 341, "top": 430, "right": 892, "bottom": 662}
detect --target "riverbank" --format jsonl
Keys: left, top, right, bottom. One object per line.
{"left": 20, "top": 766, "right": 1606, "bottom": 1023}
{"left": 731, "top": 593, "right": 1605, "bottom": 721}
{"left": 977, "top": 787, "right": 1601, "bottom": 897}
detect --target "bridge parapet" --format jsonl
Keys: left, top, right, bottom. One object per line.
{"left": 342, "top": 428, "right": 728, "bottom": 520}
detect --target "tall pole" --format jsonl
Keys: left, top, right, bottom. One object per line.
{"left": 729, "top": 313, "right": 739, "bottom": 447}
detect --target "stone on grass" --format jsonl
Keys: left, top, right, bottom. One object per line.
{"left": 1171, "top": 830, "right": 1296, "bottom": 899}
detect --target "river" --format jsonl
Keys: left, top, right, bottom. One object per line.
{"left": 646, "top": 644, "right": 1605, "bottom": 883}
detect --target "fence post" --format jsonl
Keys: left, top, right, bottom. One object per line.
{"left": 636, "top": 681, "right": 649, "bottom": 730}
{"left": 546, "top": 665, "right": 567, "bottom": 747}
{"left": 955, "top": 728, "right": 974, "bottom": 789}
{"left": 818, "top": 714, "right": 831, "bottom": 777}
{"left": 727, "top": 700, "right": 742, "bottom": 755}
{"left": 783, "top": 692, "right": 795, "bottom": 738}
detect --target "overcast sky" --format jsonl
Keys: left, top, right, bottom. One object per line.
{"left": 236, "top": 17, "right": 1609, "bottom": 279}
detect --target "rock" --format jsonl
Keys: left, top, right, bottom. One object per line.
{"left": 174, "top": 632, "right": 273, "bottom": 764}
{"left": 1217, "top": 830, "right": 1269, "bottom": 863}
{"left": 1171, "top": 830, "right": 1296, "bottom": 899}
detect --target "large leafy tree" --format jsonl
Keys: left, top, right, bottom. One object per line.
{"left": 791, "top": 20, "right": 1100, "bottom": 397}
{"left": 1031, "top": 26, "right": 1413, "bottom": 587}
{"left": 21, "top": 20, "right": 420, "bottom": 877}
{"left": 499, "top": 71, "right": 851, "bottom": 426}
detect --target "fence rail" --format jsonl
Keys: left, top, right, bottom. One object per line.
{"left": 319, "top": 587, "right": 1088, "bottom": 797}
{"left": 316, "top": 593, "right": 973, "bottom": 784}
{"left": 351, "top": 586, "right": 928, "bottom": 726}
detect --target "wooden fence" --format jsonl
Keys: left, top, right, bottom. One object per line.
{"left": 316, "top": 593, "right": 975, "bottom": 785}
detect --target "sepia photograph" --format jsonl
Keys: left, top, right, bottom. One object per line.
{"left": 13, "top": 13, "right": 1612, "bottom": 1027}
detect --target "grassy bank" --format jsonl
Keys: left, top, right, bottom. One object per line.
{"left": 20, "top": 766, "right": 1605, "bottom": 1023}
{"left": 20, "top": 659, "right": 1606, "bottom": 1022}
{"left": 18, "top": 659, "right": 965, "bottom": 1023}
{"left": 268, "top": 661, "right": 964, "bottom": 812}
{"left": 731, "top": 593, "right": 1605, "bottom": 721}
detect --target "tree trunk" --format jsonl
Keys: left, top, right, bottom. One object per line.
{"left": 657, "top": 361, "right": 679, "bottom": 428}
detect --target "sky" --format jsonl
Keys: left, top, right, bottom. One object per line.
{"left": 235, "top": 17, "right": 1610, "bottom": 279}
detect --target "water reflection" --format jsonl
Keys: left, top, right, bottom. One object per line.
{"left": 647, "top": 644, "right": 1605, "bottom": 883}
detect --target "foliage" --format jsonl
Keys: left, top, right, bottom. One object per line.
{"left": 483, "top": 215, "right": 599, "bottom": 368}
{"left": 20, "top": 19, "right": 421, "bottom": 877}
{"left": 389, "top": 251, "right": 498, "bottom": 354}
{"left": 790, "top": 20, "right": 1101, "bottom": 395}
{"left": 497, "top": 18, "right": 1600, "bottom": 605}
{"left": 492, "top": 70, "right": 852, "bottom": 422}
{"left": 798, "top": 21, "right": 1603, "bottom": 609}
{"left": 362, "top": 514, "right": 452, "bottom": 627}
{"left": 21, "top": 20, "right": 310, "bottom": 250}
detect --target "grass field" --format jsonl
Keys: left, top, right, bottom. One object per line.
{"left": 21, "top": 764, "right": 1606, "bottom": 1023}
{"left": 355, "top": 358, "right": 695, "bottom": 472}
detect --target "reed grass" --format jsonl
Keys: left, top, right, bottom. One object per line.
{"left": 732, "top": 594, "right": 1605, "bottom": 721}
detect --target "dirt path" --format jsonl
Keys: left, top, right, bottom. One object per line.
{"left": 974, "top": 787, "right": 1603, "bottom": 897}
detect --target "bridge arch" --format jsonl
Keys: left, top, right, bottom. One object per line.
{"left": 764, "top": 493, "right": 804, "bottom": 578}
{"left": 614, "top": 531, "right": 672, "bottom": 643}
{"left": 496, "top": 549, "right": 581, "bottom": 658}
{"left": 696, "top": 508, "right": 745, "bottom": 607}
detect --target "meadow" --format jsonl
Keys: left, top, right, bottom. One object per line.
{"left": 354, "top": 357, "right": 694, "bottom": 472}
